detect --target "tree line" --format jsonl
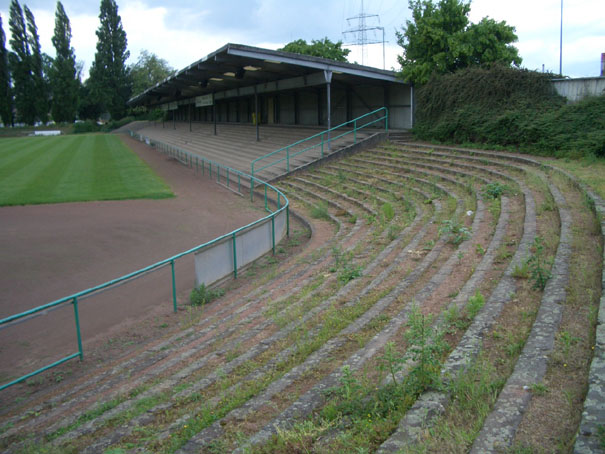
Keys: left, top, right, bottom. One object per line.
{"left": 0, "top": 0, "right": 173, "bottom": 127}
{"left": 0, "top": 0, "right": 523, "bottom": 128}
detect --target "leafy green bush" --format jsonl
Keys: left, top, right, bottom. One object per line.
{"left": 190, "top": 283, "right": 225, "bottom": 306}
{"left": 73, "top": 121, "right": 100, "bottom": 134}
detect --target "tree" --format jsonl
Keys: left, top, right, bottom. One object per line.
{"left": 129, "top": 50, "right": 173, "bottom": 96}
{"left": 8, "top": 0, "right": 35, "bottom": 124}
{"left": 279, "top": 38, "right": 350, "bottom": 62}
{"left": 24, "top": 5, "right": 49, "bottom": 122}
{"left": 0, "top": 15, "right": 13, "bottom": 126}
{"left": 397, "top": 0, "right": 521, "bottom": 84}
{"left": 50, "top": 1, "right": 79, "bottom": 123}
{"left": 88, "top": 0, "right": 130, "bottom": 119}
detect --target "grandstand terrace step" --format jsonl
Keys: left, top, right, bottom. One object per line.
{"left": 1, "top": 140, "right": 601, "bottom": 454}
{"left": 134, "top": 121, "right": 373, "bottom": 181}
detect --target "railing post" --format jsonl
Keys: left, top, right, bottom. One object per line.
{"left": 321, "top": 133, "right": 324, "bottom": 159}
{"left": 170, "top": 259, "right": 177, "bottom": 313}
{"left": 354, "top": 119, "right": 357, "bottom": 143}
{"left": 250, "top": 164, "right": 255, "bottom": 202}
{"left": 286, "top": 205, "right": 290, "bottom": 237}
{"left": 385, "top": 108, "right": 389, "bottom": 133}
{"left": 72, "top": 297, "right": 83, "bottom": 360}
{"left": 232, "top": 232, "right": 238, "bottom": 278}
{"left": 271, "top": 216, "right": 275, "bottom": 255}
{"left": 227, "top": 168, "right": 230, "bottom": 188}
{"left": 287, "top": 146, "right": 290, "bottom": 172}
{"left": 264, "top": 184, "right": 268, "bottom": 211}
{"left": 238, "top": 174, "right": 241, "bottom": 194}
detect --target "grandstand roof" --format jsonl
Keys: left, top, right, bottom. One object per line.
{"left": 128, "top": 43, "right": 406, "bottom": 108}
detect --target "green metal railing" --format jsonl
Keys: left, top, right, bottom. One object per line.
{"left": 250, "top": 107, "right": 388, "bottom": 200}
{"left": 0, "top": 133, "right": 289, "bottom": 391}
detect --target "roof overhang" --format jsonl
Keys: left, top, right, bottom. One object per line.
{"left": 128, "top": 43, "right": 406, "bottom": 108}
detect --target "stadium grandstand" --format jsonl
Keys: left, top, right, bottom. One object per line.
{"left": 128, "top": 43, "right": 412, "bottom": 179}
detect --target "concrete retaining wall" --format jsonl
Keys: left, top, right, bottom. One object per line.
{"left": 193, "top": 207, "right": 287, "bottom": 287}
{"left": 552, "top": 77, "right": 605, "bottom": 102}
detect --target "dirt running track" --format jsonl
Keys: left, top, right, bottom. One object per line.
{"left": 0, "top": 134, "right": 265, "bottom": 383}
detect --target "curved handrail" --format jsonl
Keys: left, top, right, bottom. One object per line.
{"left": 0, "top": 132, "right": 289, "bottom": 391}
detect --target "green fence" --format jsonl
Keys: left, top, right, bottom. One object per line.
{"left": 250, "top": 107, "right": 388, "bottom": 199}
{"left": 0, "top": 133, "right": 289, "bottom": 392}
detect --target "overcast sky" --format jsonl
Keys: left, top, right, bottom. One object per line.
{"left": 1, "top": 0, "right": 603, "bottom": 80}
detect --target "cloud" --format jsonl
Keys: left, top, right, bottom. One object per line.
{"left": 1, "top": 0, "right": 602, "bottom": 80}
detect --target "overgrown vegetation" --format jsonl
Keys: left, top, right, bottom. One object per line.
{"left": 413, "top": 65, "right": 605, "bottom": 158}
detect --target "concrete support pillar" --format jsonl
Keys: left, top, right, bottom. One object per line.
{"left": 325, "top": 70, "right": 332, "bottom": 150}
{"left": 213, "top": 96, "right": 217, "bottom": 136}
{"left": 410, "top": 85, "right": 415, "bottom": 129}
{"left": 255, "top": 88, "right": 259, "bottom": 141}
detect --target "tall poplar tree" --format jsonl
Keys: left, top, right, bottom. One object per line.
{"left": 8, "top": 0, "right": 35, "bottom": 124}
{"left": 0, "top": 15, "right": 13, "bottom": 126}
{"left": 50, "top": 1, "right": 78, "bottom": 122}
{"left": 24, "top": 5, "right": 48, "bottom": 122}
{"left": 89, "top": 0, "right": 131, "bottom": 119}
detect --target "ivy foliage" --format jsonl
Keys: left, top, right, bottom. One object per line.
{"left": 413, "top": 65, "right": 605, "bottom": 158}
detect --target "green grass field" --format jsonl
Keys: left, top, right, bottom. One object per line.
{"left": 0, "top": 134, "right": 173, "bottom": 206}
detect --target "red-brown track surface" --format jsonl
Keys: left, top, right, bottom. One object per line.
{"left": 0, "top": 134, "right": 265, "bottom": 382}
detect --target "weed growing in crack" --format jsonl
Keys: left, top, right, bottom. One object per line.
{"left": 310, "top": 202, "right": 330, "bottom": 221}
{"left": 439, "top": 219, "right": 471, "bottom": 245}
{"left": 483, "top": 181, "right": 511, "bottom": 199}
{"left": 467, "top": 290, "right": 486, "bottom": 319}
{"left": 527, "top": 236, "right": 552, "bottom": 290}
{"left": 404, "top": 306, "right": 447, "bottom": 391}
{"left": 331, "top": 247, "right": 362, "bottom": 284}
{"left": 190, "top": 283, "right": 225, "bottom": 306}
{"left": 512, "top": 261, "right": 530, "bottom": 279}
{"left": 381, "top": 202, "right": 395, "bottom": 222}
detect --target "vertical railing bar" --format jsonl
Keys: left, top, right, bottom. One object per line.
{"left": 232, "top": 232, "right": 237, "bottom": 279}
{"left": 264, "top": 185, "right": 268, "bottom": 211}
{"left": 73, "top": 297, "right": 83, "bottom": 360}
{"left": 170, "top": 259, "right": 177, "bottom": 313}
{"left": 271, "top": 216, "right": 275, "bottom": 255}
{"left": 321, "top": 133, "right": 324, "bottom": 159}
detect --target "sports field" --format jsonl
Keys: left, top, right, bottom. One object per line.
{"left": 0, "top": 134, "right": 173, "bottom": 206}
